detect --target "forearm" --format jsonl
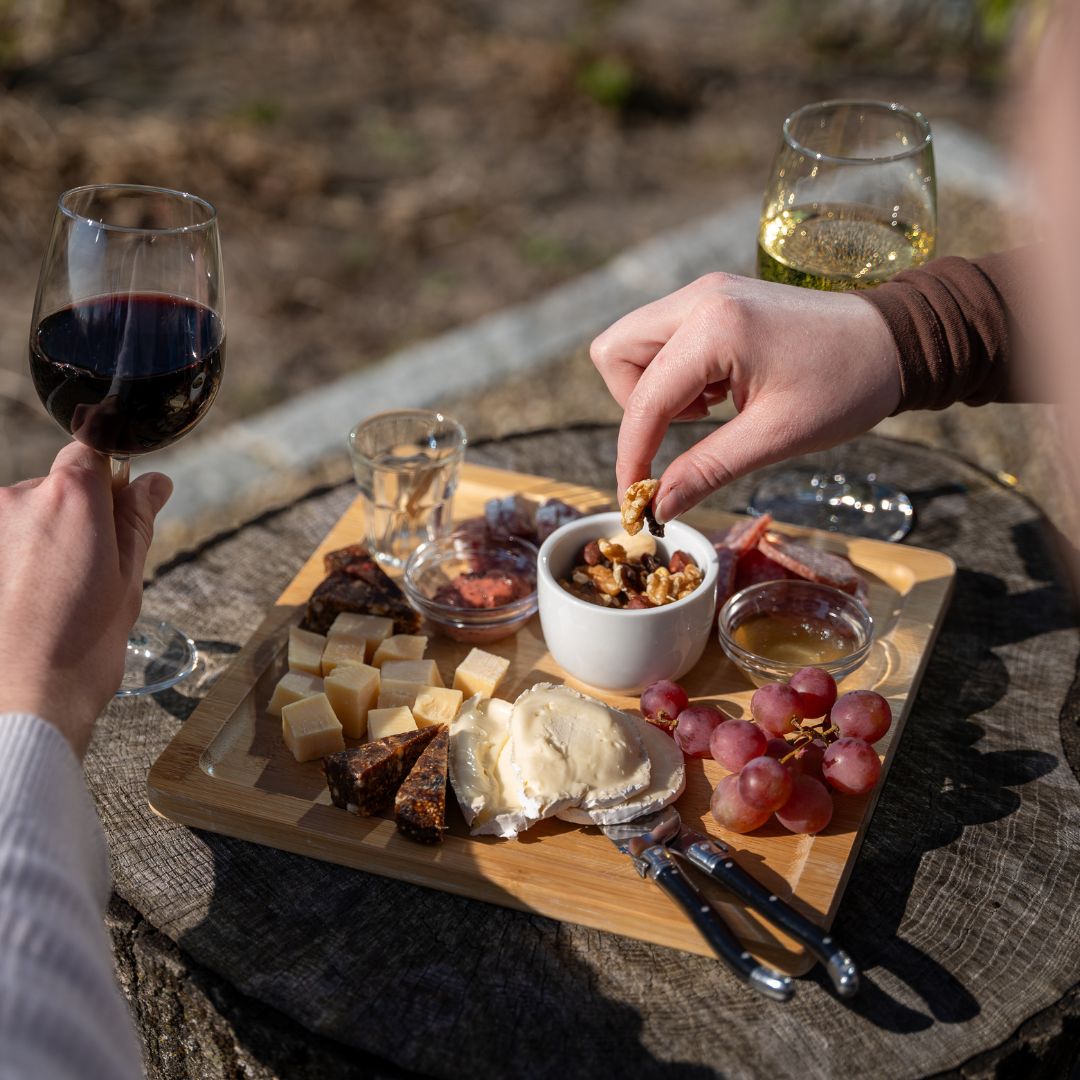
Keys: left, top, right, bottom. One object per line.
{"left": 860, "top": 249, "right": 1032, "bottom": 412}
{"left": 0, "top": 713, "right": 143, "bottom": 1080}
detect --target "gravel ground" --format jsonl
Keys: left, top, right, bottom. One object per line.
{"left": 0, "top": 0, "right": 1018, "bottom": 491}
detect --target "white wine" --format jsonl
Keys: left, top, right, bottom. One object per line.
{"left": 758, "top": 204, "right": 934, "bottom": 290}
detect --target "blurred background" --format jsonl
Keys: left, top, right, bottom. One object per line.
{"left": 0, "top": 0, "right": 1033, "bottom": 552}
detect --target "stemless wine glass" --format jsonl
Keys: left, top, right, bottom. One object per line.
{"left": 28, "top": 184, "right": 225, "bottom": 696}
{"left": 749, "top": 100, "right": 936, "bottom": 541}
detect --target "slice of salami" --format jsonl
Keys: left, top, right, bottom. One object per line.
{"left": 734, "top": 547, "right": 797, "bottom": 592}
{"left": 757, "top": 533, "right": 864, "bottom": 596}
{"left": 711, "top": 514, "right": 772, "bottom": 556}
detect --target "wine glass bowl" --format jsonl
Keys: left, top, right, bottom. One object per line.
{"left": 750, "top": 101, "right": 935, "bottom": 541}
{"left": 28, "top": 184, "right": 225, "bottom": 696}
{"left": 758, "top": 101, "right": 935, "bottom": 290}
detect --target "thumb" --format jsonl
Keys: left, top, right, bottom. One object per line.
{"left": 115, "top": 472, "right": 173, "bottom": 581}
{"left": 654, "top": 409, "right": 804, "bottom": 523}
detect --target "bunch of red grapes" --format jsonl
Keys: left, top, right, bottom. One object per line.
{"left": 639, "top": 671, "right": 892, "bottom": 836}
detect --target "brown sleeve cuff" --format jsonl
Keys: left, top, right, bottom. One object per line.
{"left": 860, "top": 251, "right": 1027, "bottom": 413}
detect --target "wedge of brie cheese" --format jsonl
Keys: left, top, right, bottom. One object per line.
{"left": 449, "top": 695, "right": 541, "bottom": 838}
{"left": 509, "top": 683, "right": 651, "bottom": 817}
{"left": 555, "top": 716, "right": 686, "bottom": 826}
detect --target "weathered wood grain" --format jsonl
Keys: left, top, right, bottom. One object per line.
{"left": 87, "top": 425, "right": 1080, "bottom": 1080}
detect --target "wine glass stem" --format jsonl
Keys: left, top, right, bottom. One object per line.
{"left": 110, "top": 455, "right": 131, "bottom": 489}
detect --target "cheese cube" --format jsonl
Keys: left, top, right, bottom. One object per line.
{"left": 282, "top": 693, "right": 345, "bottom": 762}
{"left": 453, "top": 648, "right": 510, "bottom": 699}
{"left": 367, "top": 706, "right": 417, "bottom": 741}
{"left": 288, "top": 626, "right": 326, "bottom": 676}
{"left": 328, "top": 613, "right": 393, "bottom": 658}
{"left": 412, "top": 685, "right": 464, "bottom": 728}
{"left": 377, "top": 679, "right": 423, "bottom": 710}
{"left": 381, "top": 658, "right": 443, "bottom": 688}
{"left": 324, "top": 663, "right": 380, "bottom": 739}
{"left": 371, "top": 634, "right": 429, "bottom": 668}
{"left": 321, "top": 633, "right": 368, "bottom": 676}
{"left": 268, "top": 671, "right": 325, "bottom": 717}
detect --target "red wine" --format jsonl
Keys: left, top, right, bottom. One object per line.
{"left": 29, "top": 292, "right": 224, "bottom": 456}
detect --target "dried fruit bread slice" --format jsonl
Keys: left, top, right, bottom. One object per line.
{"left": 301, "top": 545, "right": 420, "bottom": 635}
{"left": 323, "top": 726, "right": 440, "bottom": 816}
{"left": 394, "top": 725, "right": 450, "bottom": 844}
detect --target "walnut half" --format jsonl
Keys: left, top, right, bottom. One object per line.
{"left": 621, "top": 478, "right": 660, "bottom": 537}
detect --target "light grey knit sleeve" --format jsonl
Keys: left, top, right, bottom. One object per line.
{"left": 0, "top": 713, "right": 144, "bottom": 1080}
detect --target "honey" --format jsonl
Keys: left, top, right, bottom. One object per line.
{"left": 732, "top": 612, "right": 855, "bottom": 666}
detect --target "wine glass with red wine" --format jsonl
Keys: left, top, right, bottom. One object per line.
{"left": 28, "top": 184, "right": 225, "bottom": 696}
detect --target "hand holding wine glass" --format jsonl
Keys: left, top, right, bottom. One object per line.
{"left": 28, "top": 184, "right": 225, "bottom": 696}
{"left": 0, "top": 443, "right": 172, "bottom": 754}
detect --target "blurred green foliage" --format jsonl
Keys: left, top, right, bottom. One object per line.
{"left": 576, "top": 55, "right": 636, "bottom": 110}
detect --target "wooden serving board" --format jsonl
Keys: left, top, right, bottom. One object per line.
{"left": 148, "top": 463, "right": 955, "bottom": 973}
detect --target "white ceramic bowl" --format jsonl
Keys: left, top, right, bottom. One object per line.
{"left": 537, "top": 511, "right": 720, "bottom": 693}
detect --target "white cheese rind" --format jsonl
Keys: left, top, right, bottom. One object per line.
{"left": 449, "top": 695, "right": 541, "bottom": 838}
{"left": 555, "top": 717, "right": 686, "bottom": 825}
{"left": 509, "top": 683, "right": 651, "bottom": 817}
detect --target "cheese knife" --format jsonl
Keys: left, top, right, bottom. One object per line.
{"left": 602, "top": 808, "right": 794, "bottom": 1002}
{"left": 670, "top": 823, "right": 859, "bottom": 999}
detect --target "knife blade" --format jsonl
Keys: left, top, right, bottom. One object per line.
{"left": 602, "top": 808, "right": 793, "bottom": 1002}
{"left": 670, "top": 824, "right": 859, "bottom": 998}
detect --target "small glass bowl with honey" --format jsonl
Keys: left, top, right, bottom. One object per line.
{"left": 717, "top": 579, "right": 872, "bottom": 686}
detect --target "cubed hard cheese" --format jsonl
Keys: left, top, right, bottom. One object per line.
{"left": 377, "top": 679, "right": 423, "bottom": 710}
{"left": 281, "top": 693, "right": 345, "bottom": 763}
{"left": 324, "top": 663, "right": 381, "bottom": 739}
{"left": 268, "top": 671, "right": 325, "bottom": 717}
{"left": 321, "top": 633, "right": 368, "bottom": 676}
{"left": 453, "top": 648, "right": 510, "bottom": 700}
{"left": 367, "top": 706, "right": 417, "bottom": 741}
{"left": 371, "top": 634, "right": 429, "bottom": 667}
{"left": 412, "top": 686, "right": 464, "bottom": 729}
{"left": 381, "top": 658, "right": 443, "bottom": 688}
{"left": 328, "top": 613, "right": 394, "bottom": 658}
{"left": 288, "top": 626, "right": 326, "bottom": 676}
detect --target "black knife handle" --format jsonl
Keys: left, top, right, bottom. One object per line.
{"left": 640, "top": 846, "right": 793, "bottom": 1002}
{"left": 681, "top": 839, "right": 859, "bottom": 998}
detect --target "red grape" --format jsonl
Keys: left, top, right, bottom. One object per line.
{"left": 764, "top": 736, "right": 794, "bottom": 765}
{"left": 789, "top": 667, "right": 838, "bottom": 719}
{"left": 640, "top": 679, "right": 689, "bottom": 731}
{"left": 830, "top": 690, "right": 892, "bottom": 744}
{"left": 775, "top": 775, "right": 834, "bottom": 834}
{"left": 709, "top": 719, "right": 767, "bottom": 772}
{"left": 793, "top": 738, "right": 827, "bottom": 783}
{"left": 710, "top": 773, "right": 772, "bottom": 834}
{"left": 738, "top": 756, "right": 794, "bottom": 812}
{"left": 822, "top": 737, "right": 881, "bottom": 795}
{"left": 749, "top": 683, "right": 805, "bottom": 737}
{"left": 673, "top": 704, "right": 727, "bottom": 758}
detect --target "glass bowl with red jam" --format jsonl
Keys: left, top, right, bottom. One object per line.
{"left": 717, "top": 579, "right": 872, "bottom": 686}
{"left": 402, "top": 532, "right": 538, "bottom": 644}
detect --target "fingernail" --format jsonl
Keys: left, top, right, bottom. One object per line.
{"left": 655, "top": 490, "right": 685, "bottom": 524}
{"left": 147, "top": 473, "right": 173, "bottom": 513}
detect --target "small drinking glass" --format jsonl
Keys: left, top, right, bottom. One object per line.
{"left": 348, "top": 409, "right": 467, "bottom": 570}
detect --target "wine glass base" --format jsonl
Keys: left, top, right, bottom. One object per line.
{"left": 748, "top": 466, "right": 914, "bottom": 542}
{"left": 116, "top": 617, "right": 198, "bottom": 697}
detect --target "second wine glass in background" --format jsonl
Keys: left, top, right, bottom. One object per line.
{"left": 749, "top": 100, "right": 936, "bottom": 541}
